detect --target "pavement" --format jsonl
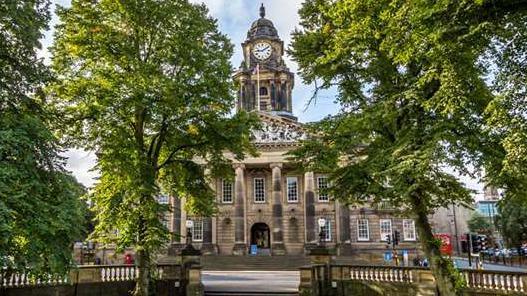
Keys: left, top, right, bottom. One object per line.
{"left": 454, "top": 258, "right": 527, "bottom": 272}
{"left": 202, "top": 270, "right": 300, "bottom": 294}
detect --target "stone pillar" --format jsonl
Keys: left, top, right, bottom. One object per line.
{"left": 304, "top": 172, "right": 317, "bottom": 249}
{"left": 171, "top": 196, "right": 181, "bottom": 243}
{"left": 233, "top": 164, "right": 246, "bottom": 255}
{"left": 201, "top": 217, "right": 215, "bottom": 254}
{"left": 270, "top": 163, "right": 286, "bottom": 255}
{"left": 338, "top": 202, "right": 352, "bottom": 255}
{"left": 168, "top": 196, "right": 182, "bottom": 255}
{"left": 180, "top": 197, "right": 188, "bottom": 252}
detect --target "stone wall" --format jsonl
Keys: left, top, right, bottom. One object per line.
{"left": 1, "top": 280, "right": 180, "bottom": 296}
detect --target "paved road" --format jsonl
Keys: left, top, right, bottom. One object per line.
{"left": 454, "top": 258, "right": 527, "bottom": 272}
{"left": 202, "top": 270, "right": 300, "bottom": 293}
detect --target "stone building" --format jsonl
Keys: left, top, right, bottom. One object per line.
{"left": 169, "top": 5, "right": 420, "bottom": 258}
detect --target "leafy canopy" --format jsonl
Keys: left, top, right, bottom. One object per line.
{"left": 49, "top": 0, "right": 257, "bottom": 254}
{"left": 496, "top": 197, "right": 527, "bottom": 247}
{"left": 289, "top": 1, "right": 527, "bottom": 294}
{"left": 0, "top": 0, "right": 86, "bottom": 276}
{"left": 467, "top": 212, "right": 493, "bottom": 234}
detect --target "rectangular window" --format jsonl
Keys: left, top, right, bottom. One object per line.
{"left": 222, "top": 179, "right": 233, "bottom": 203}
{"left": 403, "top": 219, "right": 416, "bottom": 241}
{"left": 161, "top": 214, "right": 170, "bottom": 230}
{"left": 287, "top": 177, "right": 298, "bottom": 202}
{"left": 157, "top": 194, "right": 169, "bottom": 204}
{"left": 192, "top": 219, "right": 203, "bottom": 242}
{"left": 254, "top": 178, "right": 265, "bottom": 203}
{"left": 357, "top": 219, "right": 370, "bottom": 241}
{"left": 317, "top": 176, "right": 329, "bottom": 202}
{"left": 319, "top": 220, "right": 331, "bottom": 242}
{"left": 379, "top": 219, "right": 392, "bottom": 241}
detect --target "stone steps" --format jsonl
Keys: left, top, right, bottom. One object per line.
{"left": 202, "top": 255, "right": 310, "bottom": 271}
{"left": 205, "top": 292, "right": 298, "bottom": 296}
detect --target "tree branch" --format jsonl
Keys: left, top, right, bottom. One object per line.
{"left": 156, "top": 141, "right": 210, "bottom": 171}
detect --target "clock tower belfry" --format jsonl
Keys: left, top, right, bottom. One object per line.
{"left": 234, "top": 4, "right": 296, "bottom": 120}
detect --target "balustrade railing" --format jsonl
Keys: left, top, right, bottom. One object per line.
{"left": 331, "top": 264, "right": 423, "bottom": 283}
{"left": 323, "top": 264, "right": 527, "bottom": 294}
{"left": 461, "top": 269, "right": 526, "bottom": 293}
{"left": 0, "top": 264, "right": 181, "bottom": 288}
{"left": 1, "top": 272, "right": 69, "bottom": 288}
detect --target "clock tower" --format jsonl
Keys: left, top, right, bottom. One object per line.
{"left": 234, "top": 4, "right": 296, "bottom": 120}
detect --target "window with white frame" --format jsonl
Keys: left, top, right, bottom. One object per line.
{"left": 161, "top": 214, "right": 170, "bottom": 230}
{"left": 403, "top": 219, "right": 416, "bottom": 241}
{"left": 357, "top": 219, "right": 370, "bottom": 241}
{"left": 192, "top": 219, "right": 203, "bottom": 242}
{"left": 379, "top": 219, "right": 392, "bottom": 241}
{"left": 319, "top": 220, "right": 331, "bottom": 242}
{"left": 157, "top": 194, "right": 169, "bottom": 204}
{"left": 254, "top": 178, "right": 265, "bottom": 203}
{"left": 222, "top": 179, "right": 233, "bottom": 203}
{"left": 317, "top": 176, "right": 329, "bottom": 202}
{"left": 287, "top": 177, "right": 298, "bottom": 202}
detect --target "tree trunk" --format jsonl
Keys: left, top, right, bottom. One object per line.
{"left": 133, "top": 249, "right": 151, "bottom": 296}
{"left": 411, "top": 193, "right": 458, "bottom": 296}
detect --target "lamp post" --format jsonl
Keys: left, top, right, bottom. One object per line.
{"left": 318, "top": 217, "right": 326, "bottom": 247}
{"left": 185, "top": 220, "right": 194, "bottom": 247}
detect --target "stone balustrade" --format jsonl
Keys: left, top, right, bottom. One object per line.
{"left": 333, "top": 265, "right": 422, "bottom": 283}
{"left": 1, "top": 264, "right": 181, "bottom": 288}
{"left": 300, "top": 263, "right": 527, "bottom": 296}
{"left": 461, "top": 269, "right": 526, "bottom": 293}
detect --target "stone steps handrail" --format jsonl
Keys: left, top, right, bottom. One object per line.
{"left": 0, "top": 264, "right": 182, "bottom": 288}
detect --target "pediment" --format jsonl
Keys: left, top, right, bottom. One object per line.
{"left": 250, "top": 112, "right": 307, "bottom": 147}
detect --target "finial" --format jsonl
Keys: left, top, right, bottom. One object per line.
{"left": 259, "top": 3, "right": 265, "bottom": 18}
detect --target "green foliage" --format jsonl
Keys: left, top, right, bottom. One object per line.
{"left": 0, "top": 0, "right": 86, "bottom": 276}
{"left": 496, "top": 197, "right": 527, "bottom": 247}
{"left": 467, "top": 212, "right": 492, "bottom": 234}
{"left": 49, "top": 0, "right": 256, "bottom": 261}
{"left": 289, "top": 0, "right": 527, "bottom": 295}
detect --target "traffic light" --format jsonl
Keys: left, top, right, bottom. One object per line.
{"left": 385, "top": 234, "right": 391, "bottom": 246}
{"left": 393, "top": 230, "right": 400, "bottom": 246}
{"left": 480, "top": 235, "right": 487, "bottom": 251}
{"left": 471, "top": 234, "right": 481, "bottom": 253}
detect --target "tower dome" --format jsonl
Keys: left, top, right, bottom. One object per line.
{"left": 247, "top": 4, "right": 279, "bottom": 40}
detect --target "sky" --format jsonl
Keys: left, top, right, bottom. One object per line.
{"left": 41, "top": 0, "right": 483, "bottom": 199}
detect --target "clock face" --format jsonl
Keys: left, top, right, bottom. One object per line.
{"left": 252, "top": 42, "right": 272, "bottom": 60}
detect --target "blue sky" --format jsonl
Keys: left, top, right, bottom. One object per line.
{"left": 42, "top": 0, "right": 483, "bottom": 199}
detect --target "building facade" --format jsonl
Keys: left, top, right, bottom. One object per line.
{"left": 169, "top": 5, "right": 419, "bottom": 258}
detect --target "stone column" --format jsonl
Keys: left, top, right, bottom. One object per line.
{"left": 200, "top": 218, "right": 215, "bottom": 254}
{"left": 304, "top": 172, "right": 317, "bottom": 248}
{"left": 270, "top": 163, "right": 286, "bottom": 254}
{"left": 338, "top": 202, "right": 352, "bottom": 255}
{"left": 170, "top": 195, "right": 181, "bottom": 243}
{"left": 233, "top": 164, "right": 246, "bottom": 255}
{"left": 180, "top": 197, "right": 187, "bottom": 242}
{"left": 167, "top": 195, "right": 181, "bottom": 255}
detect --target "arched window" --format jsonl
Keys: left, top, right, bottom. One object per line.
{"left": 259, "top": 86, "right": 268, "bottom": 96}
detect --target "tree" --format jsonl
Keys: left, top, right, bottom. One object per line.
{"left": 0, "top": 0, "right": 86, "bottom": 277}
{"left": 496, "top": 198, "right": 527, "bottom": 247}
{"left": 289, "top": 1, "right": 527, "bottom": 295}
{"left": 49, "top": 0, "right": 257, "bottom": 294}
{"left": 467, "top": 212, "right": 492, "bottom": 235}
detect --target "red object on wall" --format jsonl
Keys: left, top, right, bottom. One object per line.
{"left": 434, "top": 233, "right": 453, "bottom": 256}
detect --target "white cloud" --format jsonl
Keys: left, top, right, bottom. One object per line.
{"left": 63, "top": 149, "right": 98, "bottom": 188}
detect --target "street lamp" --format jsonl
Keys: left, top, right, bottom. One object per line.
{"left": 318, "top": 218, "right": 327, "bottom": 246}
{"left": 185, "top": 220, "right": 194, "bottom": 246}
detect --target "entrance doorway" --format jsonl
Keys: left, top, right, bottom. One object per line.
{"left": 250, "top": 223, "right": 270, "bottom": 251}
